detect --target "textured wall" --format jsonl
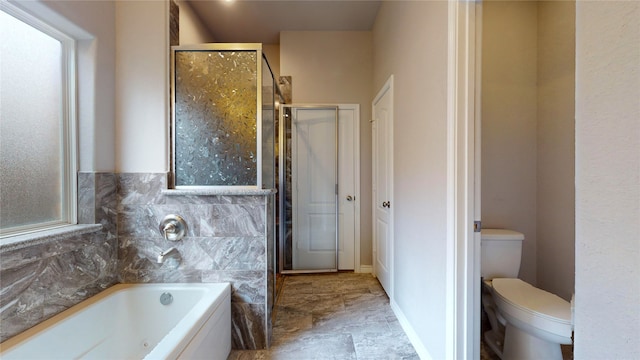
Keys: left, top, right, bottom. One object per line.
{"left": 536, "top": 0, "right": 575, "bottom": 302}
{"left": 280, "top": 31, "right": 373, "bottom": 267}
{"left": 372, "top": 2, "right": 449, "bottom": 358}
{"left": 481, "top": 0, "right": 539, "bottom": 285}
{"left": 575, "top": 1, "right": 640, "bottom": 357}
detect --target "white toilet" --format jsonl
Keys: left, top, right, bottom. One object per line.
{"left": 481, "top": 229, "right": 573, "bottom": 360}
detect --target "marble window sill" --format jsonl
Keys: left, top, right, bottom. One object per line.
{"left": 162, "top": 188, "right": 276, "bottom": 196}
{"left": 0, "top": 224, "right": 103, "bottom": 252}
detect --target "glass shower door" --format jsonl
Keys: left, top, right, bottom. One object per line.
{"left": 280, "top": 105, "right": 339, "bottom": 272}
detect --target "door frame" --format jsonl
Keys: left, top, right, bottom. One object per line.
{"left": 337, "top": 104, "right": 361, "bottom": 272}
{"left": 372, "top": 75, "right": 394, "bottom": 298}
{"left": 278, "top": 103, "right": 361, "bottom": 273}
{"left": 445, "top": 1, "right": 480, "bottom": 359}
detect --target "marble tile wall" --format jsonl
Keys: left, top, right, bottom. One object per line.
{"left": 116, "top": 173, "right": 273, "bottom": 350}
{"left": 0, "top": 172, "right": 118, "bottom": 342}
{"left": 1, "top": 172, "right": 274, "bottom": 349}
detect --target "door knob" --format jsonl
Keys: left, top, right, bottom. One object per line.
{"left": 346, "top": 195, "right": 353, "bottom": 201}
{"left": 382, "top": 201, "right": 391, "bottom": 208}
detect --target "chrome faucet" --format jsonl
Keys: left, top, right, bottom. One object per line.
{"left": 157, "top": 247, "right": 179, "bottom": 264}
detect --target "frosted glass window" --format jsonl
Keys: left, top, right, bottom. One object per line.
{"left": 174, "top": 50, "right": 258, "bottom": 186}
{"left": 0, "top": 7, "right": 76, "bottom": 236}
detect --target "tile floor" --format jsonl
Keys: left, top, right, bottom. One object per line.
{"left": 227, "top": 272, "right": 419, "bottom": 360}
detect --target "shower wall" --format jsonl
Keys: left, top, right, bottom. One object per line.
{"left": 0, "top": 172, "right": 274, "bottom": 349}
{"left": 118, "top": 173, "right": 273, "bottom": 349}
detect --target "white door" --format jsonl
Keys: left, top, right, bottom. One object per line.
{"left": 291, "top": 105, "right": 358, "bottom": 271}
{"left": 372, "top": 77, "right": 394, "bottom": 295}
{"left": 292, "top": 107, "right": 338, "bottom": 270}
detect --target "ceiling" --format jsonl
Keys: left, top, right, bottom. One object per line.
{"left": 186, "top": 0, "right": 382, "bottom": 44}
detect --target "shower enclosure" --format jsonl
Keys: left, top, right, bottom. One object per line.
{"left": 279, "top": 105, "right": 340, "bottom": 273}
{"left": 171, "top": 43, "right": 275, "bottom": 190}
{"left": 170, "top": 44, "right": 278, "bottom": 324}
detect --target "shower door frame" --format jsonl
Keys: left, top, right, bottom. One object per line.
{"left": 279, "top": 104, "right": 340, "bottom": 274}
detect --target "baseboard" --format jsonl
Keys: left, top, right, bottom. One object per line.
{"left": 358, "top": 265, "right": 372, "bottom": 274}
{"left": 390, "top": 299, "right": 433, "bottom": 360}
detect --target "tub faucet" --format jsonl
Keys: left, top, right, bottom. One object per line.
{"left": 157, "top": 247, "right": 179, "bottom": 264}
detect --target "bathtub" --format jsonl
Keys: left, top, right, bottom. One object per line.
{"left": 0, "top": 283, "right": 231, "bottom": 360}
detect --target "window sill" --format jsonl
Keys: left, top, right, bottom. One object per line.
{"left": 0, "top": 224, "right": 103, "bottom": 252}
{"left": 162, "top": 188, "right": 276, "bottom": 196}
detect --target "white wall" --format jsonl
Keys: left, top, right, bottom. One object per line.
{"left": 481, "top": 1, "right": 538, "bottom": 285}
{"left": 280, "top": 31, "right": 373, "bottom": 266}
{"left": 537, "top": 0, "right": 575, "bottom": 301}
{"left": 175, "top": 0, "right": 215, "bottom": 45}
{"left": 574, "top": 1, "right": 640, "bottom": 357}
{"left": 115, "top": 1, "right": 169, "bottom": 172}
{"left": 372, "top": 2, "right": 449, "bottom": 358}
{"left": 18, "top": 0, "right": 117, "bottom": 172}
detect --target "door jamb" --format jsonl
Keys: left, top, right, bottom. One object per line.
{"left": 446, "top": 0, "right": 479, "bottom": 359}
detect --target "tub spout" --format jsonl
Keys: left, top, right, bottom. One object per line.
{"left": 157, "top": 247, "right": 179, "bottom": 264}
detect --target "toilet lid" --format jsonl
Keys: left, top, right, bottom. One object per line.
{"left": 491, "top": 278, "right": 571, "bottom": 324}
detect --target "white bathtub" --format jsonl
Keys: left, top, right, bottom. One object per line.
{"left": 0, "top": 283, "right": 231, "bottom": 360}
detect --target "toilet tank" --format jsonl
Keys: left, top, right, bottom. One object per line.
{"left": 481, "top": 229, "right": 525, "bottom": 280}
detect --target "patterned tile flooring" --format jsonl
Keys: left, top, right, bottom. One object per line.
{"left": 228, "top": 273, "right": 419, "bottom": 360}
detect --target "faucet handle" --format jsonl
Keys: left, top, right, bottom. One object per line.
{"left": 163, "top": 222, "right": 176, "bottom": 234}
{"left": 159, "top": 215, "right": 187, "bottom": 241}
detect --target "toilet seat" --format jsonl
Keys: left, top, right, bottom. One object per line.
{"left": 491, "top": 278, "right": 572, "bottom": 343}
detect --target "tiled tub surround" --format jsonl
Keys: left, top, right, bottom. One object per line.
{"left": 117, "top": 173, "right": 275, "bottom": 349}
{"left": 0, "top": 172, "right": 118, "bottom": 342}
{"left": 0, "top": 172, "right": 275, "bottom": 350}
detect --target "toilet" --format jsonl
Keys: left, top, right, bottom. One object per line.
{"left": 481, "top": 229, "right": 573, "bottom": 360}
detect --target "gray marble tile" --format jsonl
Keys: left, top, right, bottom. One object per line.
{"left": 95, "top": 172, "right": 118, "bottom": 238}
{"left": 281, "top": 278, "right": 313, "bottom": 296}
{"left": 351, "top": 329, "right": 419, "bottom": 360}
{"left": 271, "top": 332, "right": 356, "bottom": 360}
{"left": 201, "top": 204, "right": 266, "bottom": 237}
{"left": 226, "top": 350, "right": 270, "bottom": 360}
{"left": 163, "top": 194, "right": 268, "bottom": 206}
{"left": 232, "top": 303, "right": 267, "bottom": 350}
{"left": 0, "top": 261, "right": 46, "bottom": 308}
{"left": 77, "top": 172, "right": 96, "bottom": 224}
{"left": 343, "top": 292, "right": 391, "bottom": 312}
{"left": 119, "top": 269, "right": 202, "bottom": 283}
{"left": 118, "top": 204, "right": 206, "bottom": 238}
{"left": 0, "top": 223, "right": 117, "bottom": 340}
{"left": 264, "top": 273, "right": 419, "bottom": 359}
{"left": 198, "top": 237, "right": 266, "bottom": 270}
{"left": 272, "top": 306, "right": 313, "bottom": 335}
{"left": 0, "top": 291, "right": 45, "bottom": 342}
{"left": 202, "top": 270, "right": 266, "bottom": 303}
{"left": 312, "top": 308, "right": 389, "bottom": 333}
{"left": 43, "top": 277, "right": 117, "bottom": 319}
{"left": 117, "top": 173, "right": 167, "bottom": 207}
